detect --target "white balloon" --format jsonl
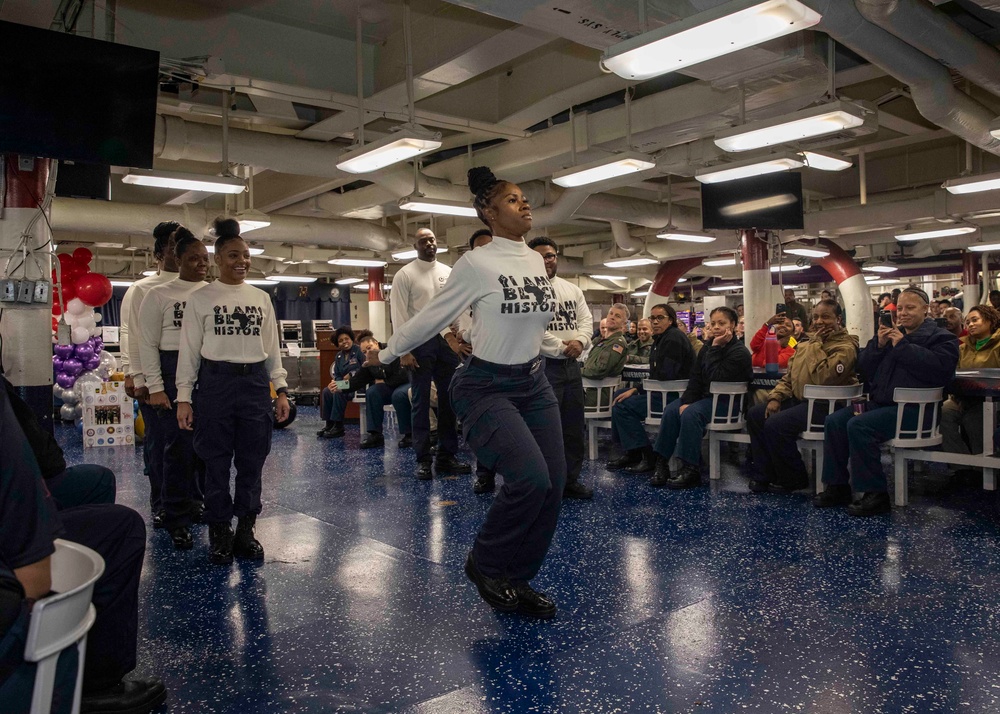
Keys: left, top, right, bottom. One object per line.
{"left": 97, "top": 351, "right": 117, "bottom": 380}
{"left": 59, "top": 403, "right": 76, "bottom": 421}
{"left": 63, "top": 312, "right": 79, "bottom": 327}
{"left": 71, "top": 326, "right": 90, "bottom": 344}
{"left": 67, "top": 298, "right": 89, "bottom": 316}
{"left": 73, "top": 371, "right": 102, "bottom": 402}
{"left": 60, "top": 388, "right": 79, "bottom": 406}
{"left": 74, "top": 403, "right": 83, "bottom": 418}
{"left": 94, "top": 313, "right": 102, "bottom": 323}
{"left": 88, "top": 326, "right": 100, "bottom": 337}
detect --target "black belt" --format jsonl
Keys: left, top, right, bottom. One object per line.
{"left": 201, "top": 358, "right": 264, "bottom": 376}
{"left": 159, "top": 350, "right": 179, "bottom": 356}
{"left": 470, "top": 355, "right": 542, "bottom": 376}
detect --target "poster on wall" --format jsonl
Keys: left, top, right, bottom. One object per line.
{"left": 81, "top": 379, "right": 134, "bottom": 448}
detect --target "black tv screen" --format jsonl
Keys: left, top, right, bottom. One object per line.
{"left": 0, "top": 21, "right": 159, "bottom": 167}
{"left": 701, "top": 172, "right": 804, "bottom": 230}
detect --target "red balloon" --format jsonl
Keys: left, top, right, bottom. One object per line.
{"left": 52, "top": 317, "right": 59, "bottom": 332}
{"left": 72, "top": 247, "right": 93, "bottom": 265}
{"left": 57, "top": 253, "right": 75, "bottom": 267}
{"left": 63, "top": 265, "right": 86, "bottom": 282}
{"left": 60, "top": 281, "right": 77, "bottom": 302}
{"left": 51, "top": 269, "right": 59, "bottom": 284}
{"left": 52, "top": 301, "right": 62, "bottom": 316}
{"left": 74, "top": 273, "right": 112, "bottom": 307}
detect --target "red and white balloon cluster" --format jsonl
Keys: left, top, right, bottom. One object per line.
{"left": 52, "top": 247, "right": 113, "bottom": 344}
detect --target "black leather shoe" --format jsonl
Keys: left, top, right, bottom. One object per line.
{"left": 464, "top": 553, "right": 518, "bottom": 612}
{"left": 316, "top": 425, "right": 332, "bottom": 436}
{"left": 812, "top": 484, "right": 853, "bottom": 508}
{"left": 435, "top": 455, "right": 472, "bottom": 474}
{"left": 473, "top": 474, "right": 495, "bottom": 494}
{"left": 748, "top": 479, "right": 770, "bottom": 494}
{"left": 319, "top": 424, "right": 345, "bottom": 439}
{"left": 649, "top": 458, "right": 670, "bottom": 488}
{"left": 416, "top": 462, "right": 433, "bottom": 480}
{"left": 606, "top": 451, "right": 641, "bottom": 471}
{"left": 233, "top": 516, "right": 264, "bottom": 560}
{"left": 208, "top": 523, "right": 234, "bottom": 565}
{"left": 563, "top": 482, "right": 593, "bottom": 500}
{"left": 81, "top": 676, "right": 167, "bottom": 714}
{"left": 170, "top": 526, "right": 193, "bottom": 550}
{"left": 152, "top": 510, "right": 166, "bottom": 529}
{"left": 511, "top": 581, "right": 556, "bottom": 619}
{"left": 360, "top": 433, "right": 385, "bottom": 449}
{"left": 847, "top": 491, "right": 891, "bottom": 517}
{"left": 666, "top": 464, "right": 701, "bottom": 490}
{"left": 773, "top": 473, "right": 810, "bottom": 493}
{"left": 626, "top": 455, "right": 657, "bottom": 474}
{"left": 398, "top": 433, "right": 413, "bottom": 448}
{"left": 190, "top": 501, "right": 205, "bottom": 524}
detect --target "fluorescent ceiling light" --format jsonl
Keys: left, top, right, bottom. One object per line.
{"left": 862, "top": 261, "right": 898, "bottom": 273}
{"left": 656, "top": 228, "right": 716, "bottom": 243}
{"left": 328, "top": 256, "right": 389, "bottom": 268}
{"left": 677, "top": 278, "right": 688, "bottom": 283}
{"left": 770, "top": 263, "right": 807, "bottom": 272}
{"left": 702, "top": 255, "right": 738, "bottom": 267}
{"left": 600, "top": 0, "right": 821, "bottom": 81}
{"left": 391, "top": 246, "right": 449, "bottom": 261}
{"left": 121, "top": 169, "right": 245, "bottom": 194}
{"left": 866, "top": 278, "right": 898, "bottom": 286}
{"left": 264, "top": 275, "right": 317, "bottom": 283}
{"left": 334, "top": 277, "right": 365, "bottom": 285}
{"left": 715, "top": 101, "right": 866, "bottom": 153}
{"left": 246, "top": 279, "right": 276, "bottom": 286}
{"left": 352, "top": 283, "right": 391, "bottom": 291}
{"left": 205, "top": 244, "right": 265, "bottom": 256}
{"left": 93, "top": 242, "right": 124, "bottom": 249}
{"left": 398, "top": 196, "right": 477, "bottom": 217}
{"left": 551, "top": 152, "right": 656, "bottom": 188}
{"left": 784, "top": 239, "right": 830, "bottom": 258}
{"left": 695, "top": 152, "right": 804, "bottom": 184}
{"left": 632, "top": 291, "right": 650, "bottom": 297}
{"left": 235, "top": 209, "right": 271, "bottom": 233}
{"left": 968, "top": 241, "right": 1000, "bottom": 252}
{"left": 141, "top": 269, "right": 156, "bottom": 277}
{"left": 801, "top": 149, "right": 853, "bottom": 172}
{"left": 109, "top": 280, "right": 134, "bottom": 287}
{"left": 590, "top": 274, "right": 628, "bottom": 281}
{"left": 895, "top": 223, "right": 977, "bottom": 242}
{"left": 709, "top": 283, "right": 743, "bottom": 291}
{"left": 603, "top": 251, "right": 659, "bottom": 268}
{"left": 335, "top": 126, "right": 442, "bottom": 174}
{"left": 943, "top": 171, "right": 1000, "bottom": 195}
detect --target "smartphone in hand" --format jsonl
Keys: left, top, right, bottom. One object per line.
{"left": 879, "top": 311, "right": 894, "bottom": 328}
{"left": 335, "top": 380, "right": 351, "bottom": 390}
{"left": 776, "top": 303, "right": 787, "bottom": 315}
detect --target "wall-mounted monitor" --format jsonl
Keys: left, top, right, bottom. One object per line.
{"left": 701, "top": 172, "right": 804, "bottom": 231}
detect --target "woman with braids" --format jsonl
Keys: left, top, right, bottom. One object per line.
{"left": 135, "top": 228, "right": 209, "bottom": 550}
{"left": 175, "top": 218, "right": 290, "bottom": 565}
{"left": 365, "top": 167, "right": 563, "bottom": 619}
{"left": 942, "top": 304, "right": 1000, "bottom": 455}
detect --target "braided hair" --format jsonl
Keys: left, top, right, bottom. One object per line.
{"left": 468, "top": 166, "right": 508, "bottom": 228}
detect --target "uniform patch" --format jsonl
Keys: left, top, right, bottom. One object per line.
{"left": 612, "top": 344, "right": 624, "bottom": 354}
{"left": 836, "top": 363, "right": 844, "bottom": 374}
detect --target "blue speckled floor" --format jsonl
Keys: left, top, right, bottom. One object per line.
{"left": 57, "top": 408, "right": 1000, "bottom": 713}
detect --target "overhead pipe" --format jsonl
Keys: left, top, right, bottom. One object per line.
{"left": 964, "top": 251, "right": 982, "bottom": 308}
{"left": 609, "top": 220, "right": 643, "bottom": 253}
{"left": 800, "top": 0, "right": 1000, "bottom": 156}
{"left": 855, "top": 0, "right": 1000, "bottom": 100}
{"left": 815, "top": 238, "right": 873, "bottom": 345}
{"left": 50, "top": 198, "right": 403, "bottom": 251}
{"left": 642, "top": 257, "right": 704, "bottom": 318}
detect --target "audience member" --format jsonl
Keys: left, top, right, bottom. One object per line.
{"left": 317, "top": 327, "right": 364, "bottom": 439}
{"left": 817, "top": 287, "right": 959, "bottom": 516}
{"left": 736, "top": 304, "right": 744, "bottom": 318}
{"left": 746, "top": 300, "right": 858, "bottom": 493}
{"left": 990, "top": 290, "right": 1000, "bottom": 310}
{"left": 649, "top": 306, "right": 752, "bottom": 489}
{"left": 626, "top": 321, "right": 638, "bottom": 342}
{"left": 943, "top": 307, "right": 966, "bottom": 339}
{"left": 626, "top": 319, "right": 653, "bottom": 364}
{"left": 942, "top": 305, "right": 1000, "bottom": 456}
{"left": 735, "top": 316, "right": 746, "bottom": 343}
{"left": 748, "top": 314, "right": 797, "bottom": 369}
{"left": 782, "top": 288, "right": 809, "bottom": 329}
{"left": 792, "top": 318, "right": 805, "bottom": 342}
{"left": 582, "top": 303, "right": 630, "bottom": 380}
{"left": 350, "top": 335, "right": 413, "bottom": 450}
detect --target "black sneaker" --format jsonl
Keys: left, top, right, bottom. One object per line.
{"left": 464, "top": 552, "right": 518, "bottom": 612}
{"left": 170, "top": 526, "right": 193, "bottom": 550}
{"left": 416, "top": 462, "right": 433, "bottom": 480}
{"left": 812, "top": 483, "right": 852, "bottom": 508}
{"left": 208, "top": 523, "right": 234, "bottom": 565}
{"left": 398, "top": 433, "right": 413, "bottom": 448}
{"left": 435, "top": 454, "right": 472, "bottom": 474}
{"left": 511, "top": 581, "right": 557, "bottom": 619}
{"left": 359, "top": 433, "right": 385, "bottom": 449}
{"left": 233, "top": 516, "right": 264, "bottom": 560}
{"left": 563, "top": 482, "right": 593, "bottom": 500}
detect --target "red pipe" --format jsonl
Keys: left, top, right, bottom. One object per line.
{"left": 740, "top": 229, "right": 769, "bottom": 271}
{"left": 815, "top": 238, "right": 863, "bottom": 284}
{"left": 368, "top": 266, "right": 385, "bottom": 302}
{"left": 650, "top": 256, "right": 704, "bottom": 297}
{"left": 4, "top": 154, "right": 49, "bottom": 209}
{"left": 963, "top": 252, "right": 978, "bottom": 285}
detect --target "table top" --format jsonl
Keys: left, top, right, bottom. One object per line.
{"left": 950, "top": 369, "right": 1000, "bottom": 398}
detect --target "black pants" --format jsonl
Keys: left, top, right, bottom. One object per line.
{"left": 410, "top": 335, "right": 460, "bottom": 463}
{"left": 158, "top": 351, "right": 202, "bottom": 530}
{"left": 747, "top": 398, "right": 818, "bottom": 485}
{"left": 140, "top": 400, "right": 162, "bottom": 512}
{"left": 61, "top": 504, "right": 146, "bottom": 693}
{"left": 544, "top": 357, "right": 585, "bottom": 486}
{"left": 450, "top": 357, "right": 565, "bottom": 582}
{"left": 193, "top": 361, "right": 273, "bottom": 524}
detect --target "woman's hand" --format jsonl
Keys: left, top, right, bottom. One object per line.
{"left": 712, "top": 328, "right": 732, "bottom": 347}
{"left": 613, "top": 387, "right": 637, "bottom": 405}
{"left": 765, "top": 399, "right": 781, "bottom": 418}
{"left": 679, "top": 404, "right": 690, "bottom": 415}
{"left": 275, "top": 393, "right": 290, "bottom": 422}
{"left": 177, "top": 402, "right": 194, "bottom": 430}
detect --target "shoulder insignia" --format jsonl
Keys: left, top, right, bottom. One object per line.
{"left": 836, "top": 363, "right": 845, "bottom": 374}
{"left": 612, "top": 344, "right": 624, "bottom": 354}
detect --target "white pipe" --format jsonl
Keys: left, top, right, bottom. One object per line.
{"left": 841, "top": 273, "right": 874, "bottom": 345}
{"left": 609, "top": 220, "right": 643, "bottom": 253}
{"left": 50, "top": 198, "right": 403, "bottom": 250}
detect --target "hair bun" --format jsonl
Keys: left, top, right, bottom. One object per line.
{"left": 468, "top": 166, "right": 498, "bottom": 196}
{"left": 212, "top": 217, "right": 241, "bottom": 239}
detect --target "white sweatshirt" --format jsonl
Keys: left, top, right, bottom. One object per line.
{"left": 135, "top": 278, "right": 207, "bottom": 395}
{"left": 379, "top": 237, "right": 555, "bottom": 366}
{"left": 390, "top": 258, "right": 452, "bottom": 339}
{"left": 175, "top": 281, "right": 288, "bottom": 403}
{"left": 120, "top": 270, "right": 178, "bottom": 379}
{"left": 539, "top": 276, "right": 593, "bottom": 360}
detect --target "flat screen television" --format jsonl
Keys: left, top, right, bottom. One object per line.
{"left": 0, "top": 21, "right": 159, "bottom": 167}
{"left": 701, "top": 172, "right": 804, "bottom": 231}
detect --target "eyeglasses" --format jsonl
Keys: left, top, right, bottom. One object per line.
{"left": 648, "top": 315, "right": 668, "bottom": 321}
{"left": 540, "top": 253, "right": 557, "bottom": 261}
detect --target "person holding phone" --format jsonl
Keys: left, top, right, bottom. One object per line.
{"left": 175, "top": 218, "right": 290, "bottom": 565}
{"left": 748, "top": 313, "right": 797, "bottom": 369}
{"left": 817, "top": 287, "right": 958, "bottom": 516}
{"left": 317, "top": 327, "right": 365, "bottom": 439}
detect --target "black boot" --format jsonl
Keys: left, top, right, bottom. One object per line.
{"left": 626, "top": 446, "right": 657, "bottom": 474}
{"left": 649, "top": 457, "right": 671, "bottom": 488}
{"left": 665, "top": 463, "right": 702, "bottom": 489}
{"left": 319, "top": 422, "right": 345, "bottom": 438}
{"left": 812, "top": 483, "right": 853, "bottom": 508}
{"left": 233, "top": 515, "right": 265, "bottom": 560}
{"left": 170, "top": 526, "right": 193, "bottom": 550}
{"left": 847, "top": 491, "right": 891, "bottom": 517}
{"left": 316, "top": 420, "right": 335, "bottom": 436}
{"left": 606, "top": 449, "right": 641, "bottom": 471}
{"left": 208, "top": 522, "right": 234, "bottom": 565}
{"left": 359, "top": 432, "right": 385, "bottom": 449}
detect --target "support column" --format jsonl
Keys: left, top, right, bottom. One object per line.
{"left": 0, "top": 155, "right": 53, "bottom": 428}
{"left": 963, "top": 251, "right": 980, "bottom": 309}
{"left": 741, "top": 229, "right": 770, "bottom": 339}
{"left": 368, "top": 267, "right": 387, "bottom": 341}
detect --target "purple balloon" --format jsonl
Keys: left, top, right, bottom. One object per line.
{"left": 84, "top": 357, "right": 101, "bottom": 372}
{"left": 54, "top": 343, "right": 74, "bottom": 359}
{"left": 53, "top": 355, "right": 65, "bottom": 372}
{"left": 56, "top": 373, "right": 76, "bottom": 389}
{"left": 92, "top": 338, "right": 104, "bottom": 352}
{"left": 62, "top": 358, "right": 83, "bottom": 377}
{"left": 74, "top": 343, "right": 95, "bottom": 361}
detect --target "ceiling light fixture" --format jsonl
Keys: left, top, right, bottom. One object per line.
{"left": 695, "top": 152, "right": 804, "bottom": 184}
{"left": 121, "top": 169, "right": 246, "bottom": 194}
{"left": 942, "top": 170, "right": 1000, "bottom": 195}
{"left": 328, "top": 255, "right": 389, "bottom": 268}
{"left": 600, "top": 0, "right": 821, "bottom": 81}
{"left": 895, "top": 223, "right": 977, "bottom": 242}
{"left": 769, "top": 263, "right": 808, "bottom": 272}
{"left": 590, "top": 274, "right": 628, "bottom": 281}
{"left": 334, "top": 277, "right": 365, "bottom": 285}
{"left": 603, "top": 250, "right": 660, "bottom": 268}
{"left": 141, "top": 269, "right": 156, "bottom": 277}
{"left": 967, "top": 241, "right": 1000, "bottom": 252}
{"left": 335, "top": 126, "right": 442, "bottom": 174}
{"left": 109, "top": 280, "right": 134, "bottom": 287}
{"left": 862, "top": 260, "right": 898, "bottom": 273}
{"left": 263, "top": 275, "right": 318, "bottom": 283}
{"left": 206, "top": 244, "right": 265, "bottom": 256}
{"left": 714, "top": 101, "right": 867, "bottom": 153}
{"left": 709, "top": 283, "right": 744, "bottom": 291}
{"left": 801, "top": 149, "right": 854, "bottom": 172}
{"left": 391, "top": 246, "right": 449, "bottom": 261}
{"left": 702, "top": 255, "right": 739, "bottom": 267}
{"left": 234, "top": 208, "right": 271, "bottom": 233}
{"left": 246, "top": 279, "right": 277, "bottom": 286}
{"left": 551, "top": 151, "right": 656, "bottom": 188}
{"left": 398, "top": 195, "right": 478, "bottom": 217}
{"left": 783, "top": 239, "right": 830, "bottom": 258}
{"left": 656, "top": 228, "right": 716, "bottom": 243}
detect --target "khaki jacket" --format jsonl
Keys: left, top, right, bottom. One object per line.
{"left": 625, "top": 337, "right": 654, "bottom": 364}
{"left": 687, "top": 331, "right": 704, "bottom": 357}
{"left": 768, "top": 327, "right": 859, "bottom": 403}
{"left": 958, "top": 328, "right": 1000, "bottom": 369}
